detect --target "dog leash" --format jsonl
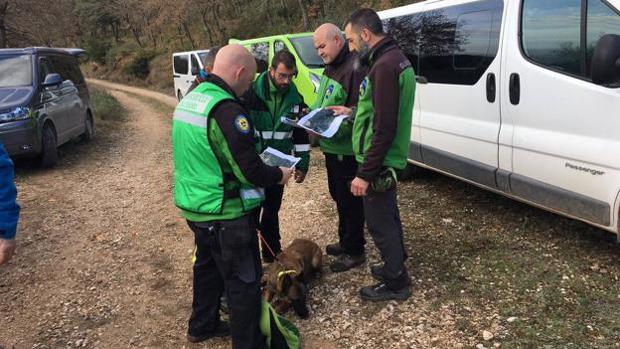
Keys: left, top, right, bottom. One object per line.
{"left": 257, "top": 229, "right": 278, "bottom": 260}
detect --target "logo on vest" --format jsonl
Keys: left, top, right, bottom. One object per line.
{"left": 325, "top": 84, "right": 334, "bottom": 99}
{"left": 234, "top": 115, "right": 251, "bottom": 134}
{"left": 359, "top": 78, "right": 368, "bottom": 98}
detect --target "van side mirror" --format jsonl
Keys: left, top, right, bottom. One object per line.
{"left": 42, "top": 73, "right": 62, "bottom": 87}
{"left": 591, "top": 34, "right": 620, "bottom": 86}
{"left": 191, "top": 66, "right": 200, "bottom": 76}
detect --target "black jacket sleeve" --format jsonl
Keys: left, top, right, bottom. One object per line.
{"left": 211, "top": 100, "right": 282, "bottom": 187}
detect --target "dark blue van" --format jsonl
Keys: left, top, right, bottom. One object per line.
{"left": 0, "top": 47, "right": 94, "bottom": 167}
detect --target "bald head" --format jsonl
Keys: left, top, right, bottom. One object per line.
{"left": 313, "top": 23, "right": 345, "bottom": 65}
{"left": 314, "top": 23, "right": 343, "bottom": 42}
{"left": 212, "top": 44, "right": 257, "bottom": 96}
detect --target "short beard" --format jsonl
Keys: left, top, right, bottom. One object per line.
{"left": 357, "top": 41, "right": 371, "bottom": 60}
{"left": 269, "top": 73, "right": 289, "bottom": 93}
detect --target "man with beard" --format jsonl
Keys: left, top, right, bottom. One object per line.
{"left": 243, "top": 50, "right": 310, "bottom": 262}
{"left": 329, "top": 8, "right": 416, "bottom": 301}
{"left": 312, "top": 23, "right": 367, "bottom": 272}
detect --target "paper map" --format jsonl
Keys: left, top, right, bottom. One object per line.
{"left": 259, "top": 147, "right": 301, "bottom": 168}
{"left": 281, "top": 108, "right": 349, "bottom": 138}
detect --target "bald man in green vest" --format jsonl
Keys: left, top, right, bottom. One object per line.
{"left": 172, "top": 44, "right": 293, "bottom": 348}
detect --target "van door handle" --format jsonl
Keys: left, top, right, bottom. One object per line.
{"left": 173, "top": 74, "right": 180, "bottom": 78}
{"left": 416, "top": 76, "right": 428, "bottom": 84}
{"left": 486, "top": 73, "right": 496, "bottom": 103}
{"left": 509, "top": 73, "right": 520, "bottom": 105}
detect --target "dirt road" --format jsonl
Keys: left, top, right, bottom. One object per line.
{"left": 3, "top": 84, "right": 620, "bottom": 349}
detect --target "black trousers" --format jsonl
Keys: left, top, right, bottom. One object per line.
{"left": 324, "top": 153, "right": 365, "bottom": 256}
{"left": 187, "top": 215, "right": 266, "bottom": 349}
{"left": 259, "top": 184, "right": 284, "bottom": 257}
{"left": 363, "top": 185, "right": 409, "bottom": 290}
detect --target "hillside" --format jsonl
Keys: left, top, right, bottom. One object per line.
{"left": 1, "top": 0, "right": 421, "bottom": 94}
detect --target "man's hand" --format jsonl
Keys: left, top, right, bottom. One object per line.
{"left": 350, "top": 177, "right": 369, "bottom": 197}
{"left": 326, "top": 105, "right": 353, "bottom": 116}
{"left": 0, "top": 238, "right": 16, "bottom": 265}
{"left": 294, "top": 169, "right": 307, "bottom": 183}
{"left": 278, "top": 167, "right": 294, "bottom": 185}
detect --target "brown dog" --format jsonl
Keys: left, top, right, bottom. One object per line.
{"left": 262, "top": 239, "right": 323, "bottom": 318}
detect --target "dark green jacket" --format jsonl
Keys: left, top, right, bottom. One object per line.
{"left": 311, "top": 45, "right": 366, "bottom": 156}
{"left": 242, "top": 72, "right": 310, "bottom": 172}
{"left": 353, "top": 37, "right": 416, "bottom": 181}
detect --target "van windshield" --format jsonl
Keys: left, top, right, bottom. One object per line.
{"left": 0, "top": 55, "right": 32, "bottom": 88}
{"left": 289, "top": 36, "right": 325, "bottom": 69}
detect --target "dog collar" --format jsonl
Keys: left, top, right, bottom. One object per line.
{"left": 277, "top": 269, "right": 298, "bottom": 280}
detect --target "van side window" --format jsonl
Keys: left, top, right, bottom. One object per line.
{"left": 522, "top": 0, "right": 582, "bottom": 76}
{"left": 190, "top": 54, "right": 200, "bottom": 74}
{"left": 39, "top": 57, "right": 54, "bottom": 81}
{"left": 275, "top": 40, "right": 287, "bottom": 53}
{"left": 586, "top": 0, "right": 620, "bottom": 78}
{"left": 418, "top": 0, "right": 503, "bottom": 85}
{"left": 383, "top": 13, "right": 423, "bottom": 72}
{"left": 522, "top": 0, "right": 620, "bottom": 80}
{"left": 453, "top": 10, "right": 494, "bottom": 70}
{"left": 250, "top": 42, "right": 270, "bottom": 73}
{"left": 49, "top": 55, "right": 79, "bottom": 84}
{"left": 174, "top": 55, "right": 189, "bottom": 75}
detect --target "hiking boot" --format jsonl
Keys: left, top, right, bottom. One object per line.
{"left": 370, "top": 264, "right": 386, "bottom": 282}
{"left": 329, "top": 254, "right": 366, "bottom": 272}
{"left": 325, "top": 243, "right": 344, "bottom": 256}
{"left": 187, "top": 321, "right": 231, "bottom": 343}
{"left": 359, "top": 283, "right": 411, "bottom": 302}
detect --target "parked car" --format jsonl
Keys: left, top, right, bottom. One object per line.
{"left": 0, "top": 47, "right": 94, "bottom": 167}
{"left": 379, "top": 0, "right": 620, "bottom": 234}
{"left": 172, "top": 50, "right": 210, "bottom": 101}
{"left": 229, "top": 33, "right": 325, "bottom": 106}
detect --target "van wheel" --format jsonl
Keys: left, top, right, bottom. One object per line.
{"left": 40, "top": 124, "right": 58, "bottom": 168}
{"left": 177, "top": 90, "right": 183, "bottom": 101}
{"left": 82, "top": 112, "right": 95, "bottom": 142}
{"left": 398, "top": 163, "right": 422, "bottom": 181}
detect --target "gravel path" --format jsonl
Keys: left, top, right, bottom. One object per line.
{"left": 3, "top": 83, "right": 619, "bottom": 349}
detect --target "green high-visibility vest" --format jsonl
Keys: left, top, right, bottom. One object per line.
{"left": 172, "top": 82, "right": 264, "bottom": 218}
{"left": 352, "top": 68, "right": 415, "bottom": 170}
{"left": 312, "top": 75, "right": 354, "bottom": 156}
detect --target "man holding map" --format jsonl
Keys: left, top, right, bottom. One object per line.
{"left": 312, "top": 23, "right": 368, "bottom": 272}
{"left": 242, "top": 50, "right": 310, "bottom": 263}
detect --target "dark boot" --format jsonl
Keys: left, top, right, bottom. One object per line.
{"left": 370, "top": 264, "right": 386, "bottom": 282}
{"left": 325, "top": 243, "right": 345, "bottom": 256}
{"left": 329, "top": 254, "right": 366, "bottom": 272}
{"left": 187, "top": 321, "right": 231, "bottom": 343}
{"left": 359, "top": 283, "right": 411, "bottom": 302}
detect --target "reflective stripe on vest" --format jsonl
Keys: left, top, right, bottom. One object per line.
{"left": 173, "top": 110, "right": 208, "bottom": 128}
{"left": 294, "top": 144, "right": 310, "bottom": 152}
{"left": 240, "top": 188, "right": 265, "bottom": 201}
{"left": 256, "top": 130, "right": 293, "bottom": 140}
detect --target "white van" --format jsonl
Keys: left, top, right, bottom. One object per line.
{"left": 379, "top": 0, "right": 620, "bottom": 234}
{"left": 172, "top": 50, "right": 209, "bottom": 101}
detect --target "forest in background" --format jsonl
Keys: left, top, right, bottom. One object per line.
{"left": 0, "top": 0, "right": 420, "bottom": 91}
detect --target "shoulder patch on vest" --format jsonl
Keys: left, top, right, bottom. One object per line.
{"left": 234, "top": 115, "right": 251, "bottom": 134}
{"left": 359, "top": 78, "right": 368, "bottom": 98}
{"left": 325, "top": 84, "right": 334, "bottom": 99}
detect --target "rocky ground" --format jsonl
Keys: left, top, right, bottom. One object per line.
{"left": 2, "top": 83, "right": 620, "bottom": 349}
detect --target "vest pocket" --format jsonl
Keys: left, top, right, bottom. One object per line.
{"left": 175, "top": 174, "right": 223, "bottom": 214}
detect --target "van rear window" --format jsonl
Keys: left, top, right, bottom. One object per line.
{"left": 0, "top": 55, "right": 32, "bottom": 88}
{"left": 174, "top": 55, "right": 189, "bottom": 75}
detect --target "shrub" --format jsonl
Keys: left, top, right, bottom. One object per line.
{"left": 123, "top": 50, "right": 157, "bottom": 79}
